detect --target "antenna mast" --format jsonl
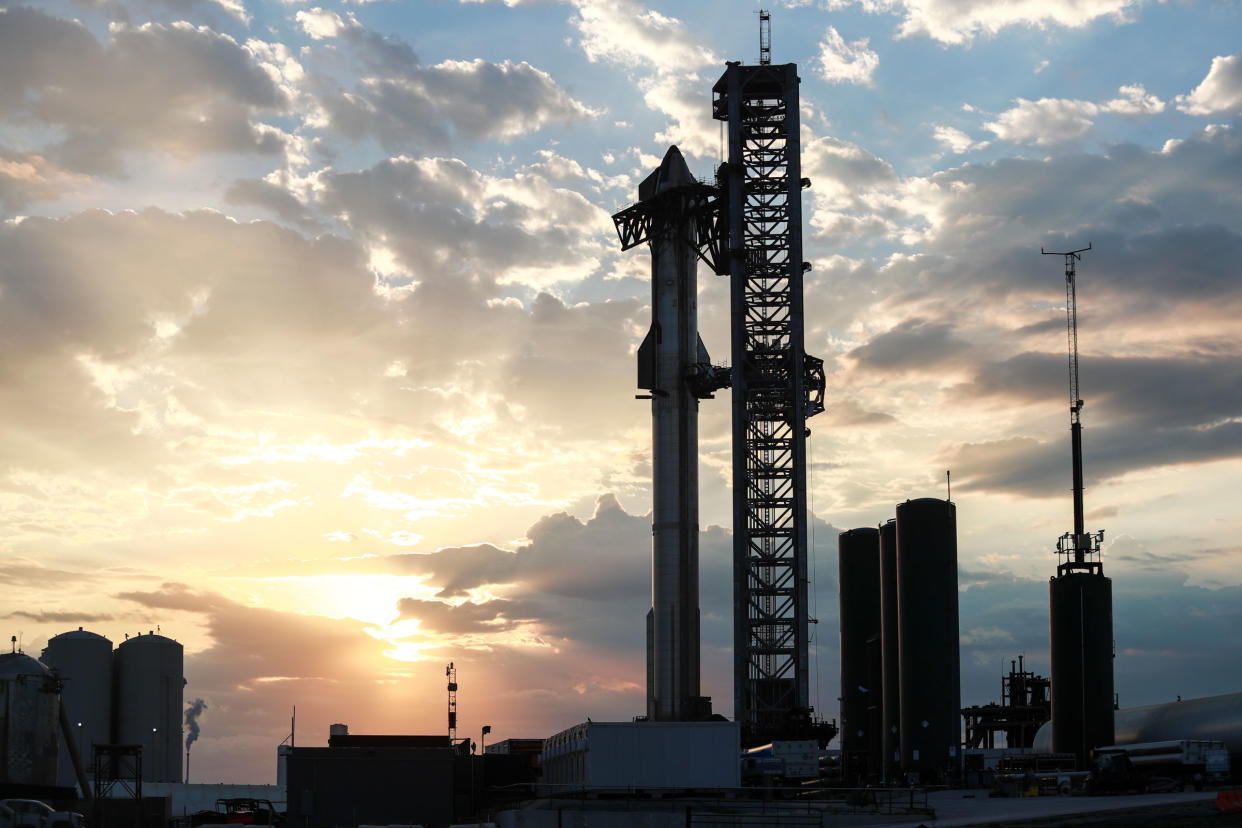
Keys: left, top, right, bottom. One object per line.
{"left": 446, "top": 662, "right": 458, "bottom": 745}
{"left": 758, "top": 10, "right": 771, "bottom": 65}
{"left": 1041, "top": 243, "right": 1102, "bottom": 571}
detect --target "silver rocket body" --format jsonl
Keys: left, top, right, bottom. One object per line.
{"left": 636, "top": 146, "right": 708, "bottom": 722}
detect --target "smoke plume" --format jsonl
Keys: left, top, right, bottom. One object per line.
{"left": 185, "top": 698, "right": 208, "bottom": 751}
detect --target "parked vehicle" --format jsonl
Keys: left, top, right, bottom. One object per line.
{"left": 189, "top": 799, "right": 284, "bottom": 827}
{"left": 0, "top": 800, "right": 84, "bottom": 828}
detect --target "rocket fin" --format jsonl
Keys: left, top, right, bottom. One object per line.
{"left": 638, "top": 324, "right": 659, "bottom": 390}
{"left": 696, "top": 334, "right": 710, "bottom": 366}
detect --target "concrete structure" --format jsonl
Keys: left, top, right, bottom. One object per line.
{"left": 540, "top": 721, "right": 740, "bottom": 790}
{"left": 114, "top": 632, "right": 184, "bottom": 783}
{"left": 42, "top": 628, "right": 113, "bottom": 789}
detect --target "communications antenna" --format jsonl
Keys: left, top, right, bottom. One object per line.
{"left": 1041, "top": 243, "right": 1103, "bottom": 571}
{"left": 758, "top": 10, "right": 772, "bottom": 65}
{"left": 445, "top": 662, "right": 458, "bottom": 744}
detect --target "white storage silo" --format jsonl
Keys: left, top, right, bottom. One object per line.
{"left": 42, "top": 628, "right": 113, "bottom": 788}
{"left": 0, "top": 651, "right": 61, "bottom": 786}
{"left": 114, "top": 632, "right": 184, "bottom": 783}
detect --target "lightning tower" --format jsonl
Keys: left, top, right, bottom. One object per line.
{"left": 713, "top": 28, "right": 827, "bottom": 746}
{"left": 1041, "top": 244, "right": 1115, "bottom": 766}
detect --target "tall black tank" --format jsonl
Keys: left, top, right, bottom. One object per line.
{"left": 878, "top": 518, "right": 900, "bottom": 782}
{"left": 896, "top": 498, "right": 960, "bottom": 783}
{"left": 838, "top": 527, "right": 881, "bottom": 783}
{"left": 1049, "top": 570, "right": 1114, "bottom": 764}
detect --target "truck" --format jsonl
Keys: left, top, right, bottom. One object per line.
{"left": 740, "top": 740, "right": 820, "bottom": 783}
{"left": 1087, "top": 740, "right": 1230, "bottom": 793}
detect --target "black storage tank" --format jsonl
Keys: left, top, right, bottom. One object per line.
{"left": 838, "top": 527, "right": 881, "bottom": 783}
{"left": 896, "top": 498, "right": 960, "bottom": 783}
{"left": 878, "top": 518, "right": 900, "bottom": 782}
{"left": 1049, "top": 570, "right": 1114, "bottom": 765}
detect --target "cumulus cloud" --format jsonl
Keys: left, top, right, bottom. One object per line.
{"left": 1177, "top": 53, "right": 1242, "bottom": 116}
{"left": 568, "top": 0, "right": 719, "bottom": 157}
{"left": 983, "top": 97, "right": 1099, "bottom": 145}
{"left": 826, "top": 0, "right": 1141, "bottom": 45}
{"left": 320, "top": 59, "right": 598, "bottom": 149}
{"left": 0, "top": 8, "right": 292, "bottom": 174}
{"left": 983, "top": 85, "right": 1165, "bottom": 145}
{"left": 932, "top": 125, "right": 990, "bottom": 154}
{"left": 295, "top": 7, "right": 346, "bottom": 40}
{"left": 814, "top": 26, "right": 879, "bottom": 86}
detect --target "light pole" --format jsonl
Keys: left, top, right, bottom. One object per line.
{"left": 480, "top": 725, "right": 491, "bottom": 754}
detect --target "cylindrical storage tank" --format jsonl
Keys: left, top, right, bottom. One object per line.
{"left": 114, "top": 632, "right": 184, "bottom": 783}
{"left": 1049, "top": 571, "right": 1114, "bottom": 765}
{"left": 838, "top": 527, "right": 881, "bottom": 783}
{"left": 878, "top": 518, "right": 900, "bottom": 782}
{"left": 896, "top": 498, "right": 961, "bottom": 784}
{"left": 42, "top": 628, "right": 113, "bottom": 788}
{"left": 0, "top": 652, "right": 61, "bottom": 786}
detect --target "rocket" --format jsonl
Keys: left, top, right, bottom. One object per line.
{"left": 634, "top": 146, "right": 716, "bottom": 722}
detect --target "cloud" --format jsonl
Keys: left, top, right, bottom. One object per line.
{"left": 0, "top": 8, "right": 291, "bottom": 175}
{"left": 5, "top": 611, "right": 115, "bottom": 624}
{"left": 848, "top": 318, "right": 974, "bottom": 373}
{"left": 295, "top": 7, "right": 346, "bottom": 40}
{"left": 320, "top": 59, "right": 598, "bottom": 150}
{"left": 932, "top": 125, "right": 990, "bottom": 154}
{"left": 984, "top": 97, "right": 1099, "bottom": 145}
{"left": 307, "top": 17, "right": 596, "bottom": 151}
{"left": 395, "top": 597, "right": 541, "bottom": 634}
{"left": 982, "top": 85, "right": 1165, "bottom": 145}
{"left": 0, "top": 150, "right": 88, "bottom": 212}
{"left": 1102, "top": 84, "right": 1165, "bottom": 116}
{"left": 1177, "top": 54, "right": 1242, "bottom": 116}
{"left": 828, "top": 0, "right": 1141, "bottom": 45}
{"left": 568, "top": 0, "right": 719, "bottom": 157}
{"left": 814, "top": 26, "right": 879, "bottom": 87}
{"left": 318, "top": 155, "right": 613, "bottom": 290}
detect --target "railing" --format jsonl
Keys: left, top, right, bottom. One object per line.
{"left": 484, "top": 783, "right": 932, "bottom": 818}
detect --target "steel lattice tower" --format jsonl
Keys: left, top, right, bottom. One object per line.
{"left": 713, "top": 61, "right": 825, "bottom": 746}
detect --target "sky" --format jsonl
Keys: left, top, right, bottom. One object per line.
{"left": 1, "top": 0, "right": 1240, "bottom": 785}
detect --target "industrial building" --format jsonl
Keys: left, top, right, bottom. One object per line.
{"left": 1, "top": 627, "right": 190, "bottom": 797}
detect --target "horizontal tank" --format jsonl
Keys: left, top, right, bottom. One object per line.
{"left": 838, "top": 527, "right": 881, "bottom": 783}
{"left": 896, "top": 498, "right": 961, "bottom": 783}
{"left": 115, "top": 632, "right": 184, "bottom": 783}
{"left": 1037, "top": 692, "right": 1242, "bottom": 757}
{"left": 1049, "top": 571, "right": 1114, "bottom": 765}
{"left": 42, "top": 628, "right": 113, "bottom": 788}
{"left": 0, "top": 652, "right": 60, "bottom": 786}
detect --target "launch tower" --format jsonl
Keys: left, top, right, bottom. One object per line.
{"left": 713, "top": 50, "right": 826, "bottom": 746}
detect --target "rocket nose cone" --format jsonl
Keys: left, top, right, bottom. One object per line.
{"left": 658, "top": 145, "right": 693, "bottom": 189}
{"left": 637, "top": 145, "right": 695, "bottom": 201}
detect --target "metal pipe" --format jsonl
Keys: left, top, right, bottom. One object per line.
{"left": 58, "top": 697, "right": 92, "bottom": 799}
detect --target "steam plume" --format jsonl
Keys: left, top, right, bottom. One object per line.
{"left": 185, "top": 698, "right": 208, "bottom": 751}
